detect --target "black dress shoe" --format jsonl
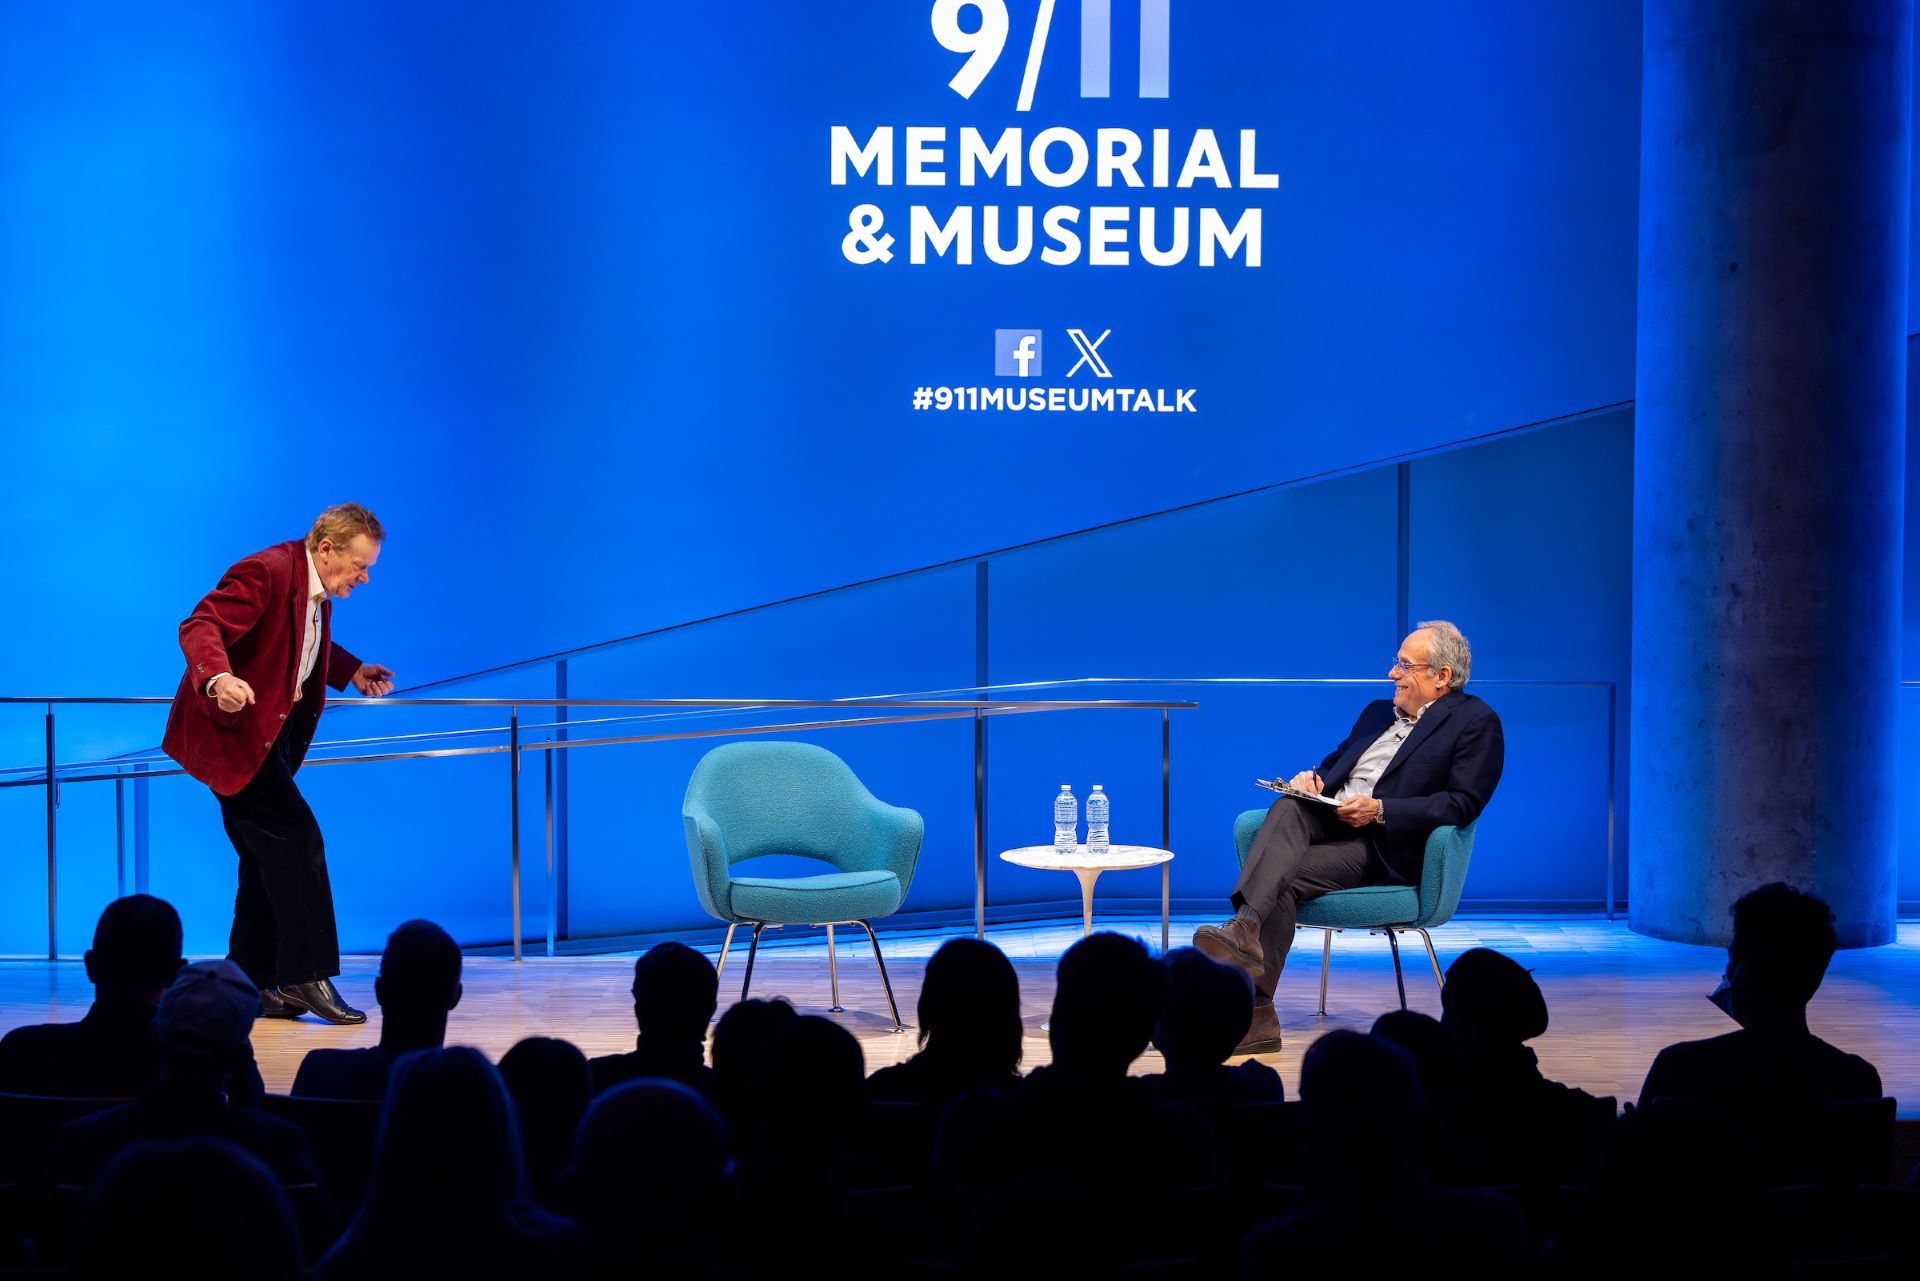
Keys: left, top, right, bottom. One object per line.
{"left": 276, "top": 979, "right": 367, "bottom": 1025}
{"left": 258, "top": 987, "right": 303, "bottom": 1020}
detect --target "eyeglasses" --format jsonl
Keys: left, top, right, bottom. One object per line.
{"left": 1390, "top": 658, "right": 1434, "bottom": 674}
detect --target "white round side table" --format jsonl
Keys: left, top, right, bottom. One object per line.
{"left": 998, "top": 845, "right": 1176, "bottom": 940}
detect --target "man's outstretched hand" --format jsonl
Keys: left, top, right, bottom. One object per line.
{"left": 351, "top": 663, "right": 396, "bottom": 697}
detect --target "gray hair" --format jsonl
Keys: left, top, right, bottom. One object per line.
{"left": 1415, "top": 620, "right": 1472, "bottom": 691}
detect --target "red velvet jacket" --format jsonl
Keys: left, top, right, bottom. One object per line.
{"left": 162, "top": 540, "right": 362, "bottom": 796}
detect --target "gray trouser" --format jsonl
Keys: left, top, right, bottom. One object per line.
{"left": 1230, "top": 797, "right": 1373, "bottom": 999}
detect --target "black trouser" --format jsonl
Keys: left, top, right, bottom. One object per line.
{"left": 1230, "top": 797, "right": 1376, "bottom": 1000}
{"left": 216, "top": 718, "right": 340, "bottom": 988}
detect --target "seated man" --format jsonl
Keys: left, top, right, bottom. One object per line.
{"left": 1239, "top": 1031, "right": 1529, "bottom": 1271}
{"left": 1442, "top": 947, "right": 1604, "bottom": 1185}
{"left": 589, "top": 941, "right": 717, "bottom": 1098}
{"left": 934, "top": 932, "right": 1224, "bottom": 1261}
{"left": 52, "top": 959, "right": 323, "bottom": 1190}
{"left": 0, "top": 894, "right": 185, "bottom": 1098}
{"left": 1195, "top": 621, "right": 1503, "bottom": 1050}
{"left": 1638, "top": 882, "right": 1882, "bottom": 1106}
{"left": 290, "top": 919, "right": 463, "bottom": 1102}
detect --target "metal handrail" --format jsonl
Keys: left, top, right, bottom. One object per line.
{"left": 3, "top": 691, "right": 1198, "bottom": 962}
{"left": 0, "top": 697, "right": 1190, "bottom": 785}
{"left": 3, "top": 675, "right": 1623, "bottom": 961}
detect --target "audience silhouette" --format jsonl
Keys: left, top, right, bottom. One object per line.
{"left": 866, "top": 936, "right": 1024, "bottom": 1107}
{"left": 1639, "top": 881, "right": 1882, "bottom": 1106}
{"left": 935, "top": 932, "right": 1223, "bottom": 1260}
{"left": 499, "top": 1035, "right": 593, "bottom": 1211}
{"left": 708, "top": 996, "right": 797, "bottom": 1157}
{"left": 733, "top": 1015, "right": 881, "bottom": 1267}
{"left": 1240, "top": 1029, "right": 1530, "bottom": 1272}
{"left": 0, "top": 894, "right": 184, "bottom": 1098}
{"left": 290, "top": 919, "right": 462, "bottom": 1102}
{"left": 1144, "top": 946, "right": 1284, "bottom": 1106}
{"left": 1, "top": 893, "right": 1901, "bottom": 1275}
{"left": 51, "top": 959, "right": 321, "bottom": 1191}
{"left": 588, "top": 941, "right": 718, "bottom": 1099}
{"left": 1440, "top": 946, "right": 1605, "bottom": 1185}
{"left": 315, "top": 1046, "right": 586, "bottom": 1279}
{"left": 70, "top": 1138, "right": 302, "bottom": 1281}
{"left": 567, "top": 1078, "right": 729, "bottom": 1280}
{"left": 1370, "top": 1007, "right": 1474, "bottom": 1179}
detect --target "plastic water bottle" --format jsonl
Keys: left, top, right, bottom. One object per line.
{"left": 1086, "top": 785, "right": 1110, "bottom": 856}
{"left": 1053, "top": 784, "right": 1079, "bottom": 853}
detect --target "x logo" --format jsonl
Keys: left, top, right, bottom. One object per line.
{"left": 1065, "top": 328, "right": 1113, "bottom": 379}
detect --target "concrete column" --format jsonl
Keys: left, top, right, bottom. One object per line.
{"left": 1631, "top": 0, "right": 1911, "bottom": 947}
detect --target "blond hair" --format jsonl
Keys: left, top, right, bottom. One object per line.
{"left": 307, "top": 502, "right": 385, "bottom": 552}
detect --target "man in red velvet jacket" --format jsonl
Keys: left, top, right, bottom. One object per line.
{"left": 162, "top": 503, "right": 395, "bottom": 1024}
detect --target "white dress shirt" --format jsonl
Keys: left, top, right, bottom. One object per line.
{"left": 292, "top": 548, "right": 326, "bottom": 701}
{"left": 1334, "top": 701, "right": 1429, "bottom": 817}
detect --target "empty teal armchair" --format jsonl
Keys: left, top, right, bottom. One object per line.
{"left": 1233, "top": 810, "right": 1478, "bottom": 1015}
{"left": 683, "top": 741, "right": 924, "bottom": 1029}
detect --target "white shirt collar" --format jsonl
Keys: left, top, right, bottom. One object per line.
{"left": 304, "top": 547, "right": 326, "bottom": 605}
{"left": 1398, "top": 697, "right": 1436, "bottom": 727}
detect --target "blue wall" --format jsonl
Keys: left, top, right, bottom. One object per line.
{"left": 1, "top": 0, "right": 1641, "bottom": 694}
{"left": 1, "top": 1, "right": 1908, "bottom": 954}
{"left": 1, "top": 410, "right": 1640, "bottom": 954}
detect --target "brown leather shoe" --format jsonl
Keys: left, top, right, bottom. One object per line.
{"left": 1234, "top": 1002, "right": 1283, "bottom": 1054}
{"left": 1192, "top": 914, "right": 1264, "bottom": 980}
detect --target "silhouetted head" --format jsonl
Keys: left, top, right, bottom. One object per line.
{"left": 1727, "top": 882, "right": 1837, "bottom": 1011}
{"left": 83, "top": 894, "right": 184, "bottom": 1002}
{"left": 1371, "top": 1009, "right": 1459, "bottom": 1107}
{"left": 710, "top": 997, "right": 798, "bottom": 1099}
{"left": 373, "top": 920, "right": 463, "bottom": 1033}
{"left": 498, "top": 1036, "right": 592, "bottom": 1204}
{"left": 1049, "top": 932, "right": 1168, "bottom": 1075}
{"left": 1299, "top": 1030, "right": 1423, "bottom": 1171}
{"left": 74, "top": 1138, "right": 299, "bottom": 1281}
{"left": 632, "top": 941, "right": 719, "bottom": 1043}
{"left": 568, "top": 1079, "right": 728, "bottom": 1259}
{"left": 1441, "top": 948, "right": 1549, "bottom": 1048}
{"left": 355, "top": 1046, "right": 526, "bottom": 1243}
{"left": 499, "top": 1037, "right": 591, "bottom": 1123}
{"left": 916, "top": 936, "right": 1023, "bottom": 1073}
{"left": 757, "top": 1015, "right": 865, "bottom": 1153}
{"left": 154, "top": 959, "right": 258, "bottom": 1085}
{"left": 1153, "top": 946, "right": 1254, "bottom": 1070}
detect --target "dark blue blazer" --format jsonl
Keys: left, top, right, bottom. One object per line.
{"left": 1315, "top": 689, "right": 1505, "bottom": 884}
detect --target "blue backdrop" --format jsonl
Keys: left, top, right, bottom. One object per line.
{"left": 0, "top": 2, "right": 1909, "bottom": 955}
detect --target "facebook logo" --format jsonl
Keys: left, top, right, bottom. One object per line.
{"left": 994, "top": 329, "right": 1043, "bottom": 377}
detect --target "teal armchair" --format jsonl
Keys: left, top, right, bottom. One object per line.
{"left": 1233, "top": 810, "right": 1478, "bottom": 1015}
{"left": 683, "top": 741, "right": 924, "bottom": 1029}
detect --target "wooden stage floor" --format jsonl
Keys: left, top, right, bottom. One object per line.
{"left": 4, "top": 918, "right": 1917, "bottom": 1113}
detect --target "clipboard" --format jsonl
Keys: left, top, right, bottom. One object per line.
{"left": 1255, "top": 777, "right": 1339, "bottom": 807}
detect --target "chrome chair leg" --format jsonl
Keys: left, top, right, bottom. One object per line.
{"left": 1317, "top": 928, "right": 1335, "bottom": 1017}
{"left": 826, "top": 923, "right": 845, "bottom": 1013}
{"left": 740, "top": 921, "right": 766, "bottom": 1002}
{"left": 854, "top": 919, "right": 905, "bottom": 1032}
{"left": 1416, "top": 927, "right": 1444, "bottom": 991}
{"left": 715, "top": 922, "right": 737, "bottom": 982}
{"left": 1382, "top": 928, "right": 1408, "bottom": 1010}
